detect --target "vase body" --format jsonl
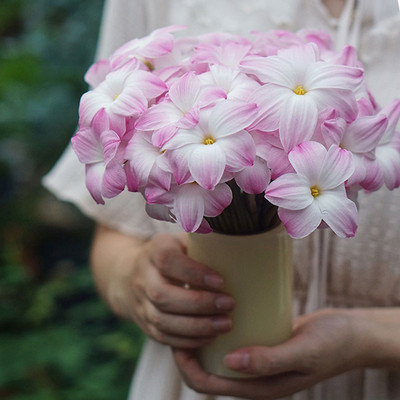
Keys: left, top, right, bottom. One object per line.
{"left": 187, "top": 224, "right": 293, "bottom": 378}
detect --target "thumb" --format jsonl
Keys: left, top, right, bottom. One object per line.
{"left": 224, "top": 338, "right": 311, "bottom": 376}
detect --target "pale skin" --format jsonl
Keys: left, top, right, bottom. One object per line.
{"left": 91, "top": 224, "right": 400, "bottom": 399}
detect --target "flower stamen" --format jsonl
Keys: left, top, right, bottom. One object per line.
{"left": 310, "top": 185, "right": 321, "bottom": 198}
{"left": 203, "top": 136, "right": 216, "bottom": 145}
{"left": 294, "top": 85, "right": 306, "bottom": 95}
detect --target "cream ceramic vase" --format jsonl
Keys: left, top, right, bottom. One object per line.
{"left": 187, "top": 224, "right": 293, "bottom": 378}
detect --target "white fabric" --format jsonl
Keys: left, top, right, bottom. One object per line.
{"left": 43, "top": 1, "right": 400, "bottom": 399}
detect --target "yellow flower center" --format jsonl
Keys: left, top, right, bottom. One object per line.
{"left": 142, "top": 59, "right": 154, "bottom": 71}
{"left": 113, "top": 94, "right": 119, "bottom": 101}
{"left": 203, "top": 136, "right": 216, "bottom": 145}
{"left": 294, "top": 85, "right": 306, "bottom": 95}
{"left": 310, "top": 185, "right": 321, "bottom": 198}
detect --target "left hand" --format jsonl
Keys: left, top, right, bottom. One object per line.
{"left": 173, "top": 309, "right": 372, "bottom": 399}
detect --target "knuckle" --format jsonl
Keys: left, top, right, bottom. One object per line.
{"left": 154, "top": 247, "right": 176, "bottom": 272}
{"left": 148, "top": 310, "right": 164, "bottom": 330}
{"left": 150, "top": 325, "right": 167, "bottom": 344}
{"left": 147, "top": 286, "right": 167, "bottom": 307}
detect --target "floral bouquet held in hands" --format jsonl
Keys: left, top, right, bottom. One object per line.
{"left": 72, "top": 26, "right": 400, "bottom": 377}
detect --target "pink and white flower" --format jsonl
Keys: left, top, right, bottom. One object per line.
{"left": 241, "top": 43, "right": 363, "bottom": 151}
{"left": 265, "top": 142, "right": 357, "bottom": 238}
{"left": 163, "top": 100, "right": 258, "bottom": 190}
{"left": 71, "top": 109, "right": 126, "bottom": 204}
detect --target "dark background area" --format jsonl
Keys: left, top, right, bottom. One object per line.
{"left": 0, "top": 1, "right": 144, "bottom": 398}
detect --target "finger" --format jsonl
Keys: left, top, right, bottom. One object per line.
{"left": 149, "top": 329, "right": 215, "bottom": 349}
{"left": 173, "top": 349, "right": 314, "bottom": 399}
{"left": 145, "top": 303, "right": 233, "bottom": 337}
{"left": 150, "top": 234, "right": 225, "bottom": 291}
{"left": 224, "top": 337, "right": 313, "bottom": 376}
{"left": 144, "top": 264, "right": 235, "bottom": 315}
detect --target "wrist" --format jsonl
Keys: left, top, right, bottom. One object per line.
{"left": 343, "top": 308, "right": 400, "bottom": 370}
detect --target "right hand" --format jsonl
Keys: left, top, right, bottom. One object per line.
{"left": 105, "top": 233, "right": 235, "bottom": 349}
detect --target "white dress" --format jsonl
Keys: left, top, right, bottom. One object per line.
{"left": 43, "top": 1, "right": 400, "bottom": 399}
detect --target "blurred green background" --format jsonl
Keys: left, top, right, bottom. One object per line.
{"left": 0, "top": 1, "right": 144, "bottom": 398}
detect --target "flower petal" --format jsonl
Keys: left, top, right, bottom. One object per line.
{"left": 265, "top": 173, "right": 313, "bottom": 210}
{"left": 288, "top": 141, "right": 327, "bottom": 183}
{"left": 319, "top": 145, "right": 354, "bottom": 189}
{"left": 102, "top": 160, "right": 126, "bottom": 198}
{"left": 136, "top": 102, "right": 182, "bottom": 131}
{"left": 304, "top": 63, "right": 363, "bottom": 91}
{"left": 188, "top": 144, "right": 226, "bottom": 190}
{"left": 278, "top": 202, "right": 322, "bottom": 239}
{"left": 279, "top": 94, "right": 318, "bottom": 152}
{"left": 219, "top": 130, "right": 256, "bottom": 171}
{"left": 316, "top": 188, "right": 358, "bottom": 238}
{"left": 341, "top": 114, "right": 387, "bottom": 153}
{"left": 169, "top": 72, "right": 201, "bottom": 112}
{"left": 85, "top": 163, "right": 105, "bottom": 204}
{"left": 308, "top": 88, "right": 358, "bottom": 122}
{"left": 173, "top": 184, "right": 205, "bottom": 232}
{"left": 235, "top": 156, "right": 271, "bottom": 194}
{"left": 203, "top": 183, "right": 233, "bottom": 217}
{"left": 208, "top": 100, "right": 258, "bottom": 137}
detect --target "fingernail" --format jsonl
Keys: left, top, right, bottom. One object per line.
{"left": 204, "top": 274, "right": 224, "bottom": 289}
{"left": 212, "top": 317, "right": 232, "bottom": 332}
{"left": 215, "top": 296, "right": 235, "bottom": 311}
{"left": 224, "top": 352, "right": 249, "bottom": 370}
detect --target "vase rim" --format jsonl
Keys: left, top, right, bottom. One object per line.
{"left": 190, "top": 222, "right": 287, "bottom": 239}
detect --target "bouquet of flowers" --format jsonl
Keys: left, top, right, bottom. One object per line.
{"left": 72, "top": 26, "right": 400, "bottom": 239}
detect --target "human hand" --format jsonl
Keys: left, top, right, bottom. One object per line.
{"left": 173, "top": 309, "right": 371, "bottom": 399}
{"left": 105, "top": 233, "right": 235, "bottom": 349}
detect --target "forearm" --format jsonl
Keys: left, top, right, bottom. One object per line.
{"left": 349, "top": 308, "right": 400, "bottom": 369}
{"left": 90, "top": 223, "right": 146, "bottom": 311}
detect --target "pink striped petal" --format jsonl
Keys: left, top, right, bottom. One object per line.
{"left": 166, "top": 148, "right": 194, "bottom": 185}
{"left": 265, "top": 173, "right": 313, "bottom": 210}
{"left": 173, "top": 184, "right": 205, "bottom": 232}
{"left": 137, "top": 102, "right": 182, "bottom": 131}
{"left": 280, "top": 94, "right": 318, "bottom": 152}
{"left": 235, "top": 156, "right": 271, "bottom": 194}
{"left": 319, "top": 145, "right": 354, "bottom": 189}
{"left": 203, "top": 183, "right": 233, "bottom": 217}
{"left": 219, "top": 130, "right": 256, "bottom": 171}
{"left": 247, "top": 84, "right": 289, "bottom": 132}
{"left": 240, "top": 55, "right": 295, "bottom": 87}
{"left": 102, "top": 160, "right": 126, "bottom": 199}
{"left": 100, "top": 130, "right": 121, "bottom": 164}
{"left": 71, "top": 128, "right": 103, "bottom": 164}
{"left": 85, "top": 163, "right": 105, "bottom": 204}
{"left": 304, "top": 63, "right": 363, "bottom": 91}
{"left": 169, "top": 72, "right": 201, "bottom": 112}
{"left": 316, "top": 189, "right": 358, "bottom": 238}
{"left": 342, "top": 114, "right": 387, "bottom": 153}
{"left": 380, "top": 99, "right": 400, "bottom": 144}
{"left": 84, "top": 59, "right": 111, "bottom": 88}
{"left": 110, "top": 89, "right": 148, "bottom": 117}
{"left": 188, "top": 144, "right": 226, "bottom": 190}
{"left": 308, "top": 88, "right": 358, "bottom": 122}
{"left": 209, "top": 100, "right": 258, "bottom": 137}
{"left": 376, "top": 144, "right": 400, "bottom": 190}
{"left": 359, "top": 158, "right": 384, "bottom": 191}
{"left": 278, "top": 202, "right": 322, "bottom": 239}
{"left": 152, "top": 125, "right": 179, "bottom": 148}
{"left": 195, "top": 219, "right": 213, "bottom": 234}
{"left": 126, "top": 70, "right": 167, "bottom": 99}
{"left": 321, "top": 118, "right": 346, "bottom": 148}
{"left": 288, "top": 141, "right": 326, "bottom": 183}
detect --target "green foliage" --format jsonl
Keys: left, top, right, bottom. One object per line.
{"left": 0, "top": 1, "right": 146, "bottom": 399}
{"left": 0, "top": 260, "right": 144, "bottom": 400}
